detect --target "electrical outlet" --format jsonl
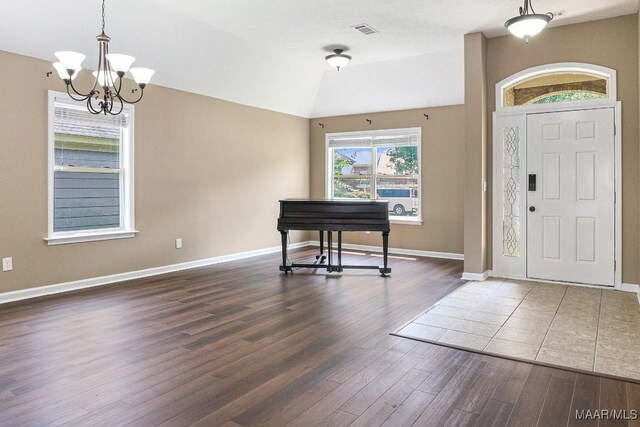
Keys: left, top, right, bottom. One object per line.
{"left": 2, "top": 257, "right": 13, "bottom": 272}
{"left": 176, "top": 238, "right": 182, "bottom": 249}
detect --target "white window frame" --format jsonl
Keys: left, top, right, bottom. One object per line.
{"left": 45, "top": 90, "right": 137, "bottom": 245}
{"left": 325, "top": 127, "right": 422, "bottom": 225}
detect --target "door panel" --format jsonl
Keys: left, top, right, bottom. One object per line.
{"left": 542, "top": 216, "right": 561, "bottom": 260}
{"left": 542, "top": 153, "right": 561, "bottom": 200}
{"left": 527, "top": 108, "right": 615, "bottom": 286}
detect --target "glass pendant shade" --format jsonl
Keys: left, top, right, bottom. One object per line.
{"left": 54, "top": 51, "right": 86, "bottom": 70}
{"left": 129, "top": 67, "right": 155, "bottom": 85}
{"left": 106, "top": 53, "right": 135, "bottom": 73}
{"left": 53, "top": 62, "right": 80, "bottom": 80}
{"left": 92, "top": 70, "right": 119, "bottom": 87}
{"left": 325, "top": 49, "right": 352, "bottom": 71}
{"left": 505, "top": 14, "right": 551, "bottom": 39}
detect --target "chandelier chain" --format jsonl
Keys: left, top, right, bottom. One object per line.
{"left": 101, "top": 0, "right": 106, "bottom": 33}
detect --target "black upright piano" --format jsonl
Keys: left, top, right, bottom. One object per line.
{"left": 277, "top": 199, "right": 391, "bottom": 276}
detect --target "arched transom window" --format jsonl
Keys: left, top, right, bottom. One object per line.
{"left": 498, "top": 64, "right": 615, "bottom": 108}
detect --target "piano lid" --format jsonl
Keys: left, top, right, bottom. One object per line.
{"left": 279, "top": 198, "right": 388, "bottom": 204}
{"left": 277, "top": 198, "right": 390, "bottom": 232}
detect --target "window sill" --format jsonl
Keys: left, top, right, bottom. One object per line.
{"left": 390, "top": 218, "right": 423, "bottom": 226}
{"left": 45, "top": 230, "right": 139, "bottom": 246}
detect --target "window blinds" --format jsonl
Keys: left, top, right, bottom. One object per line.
{"left": 327, "top": 129, "right": 419, "bottom": 149}
{"left": 54, "top": 95, "right": 129, "bottom": 129}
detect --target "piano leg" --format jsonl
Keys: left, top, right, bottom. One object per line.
{"left": 279, "top": 231, "right": 291, "bottom": 273}
{"left": 379, "top": 231, "right": 391, "bottom": 276}
{"left": 327, "top": 231, "right": 333, "bottom": 272}
{"left": 337, "top": 231, "right": 343, "bottom": 272}
{"left": 316, "top": 231, "right": 326, "bottom": 264}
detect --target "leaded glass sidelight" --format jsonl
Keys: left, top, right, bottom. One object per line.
{"left": 503, "top": 127, "right": 520, "bottom": 257}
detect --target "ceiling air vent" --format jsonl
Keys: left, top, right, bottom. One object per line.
{"left": 353, "top": 23, "right": 378, "bottom": 35}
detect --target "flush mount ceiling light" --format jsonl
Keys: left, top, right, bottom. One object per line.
{"left": 505, "top": 0, "right": 554, "bottom": 43}
{"left": 52, "top": 0, "right": 155, "bottom": 115}
{"left": 325, "top": 49, "right": 352, "bottom": 71}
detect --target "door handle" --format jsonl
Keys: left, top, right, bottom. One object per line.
{"left": 529, "top": 206, "right": 536, "bottom": 212}
{"left": 528, "top": 174, "right": 537, "bottom": 191}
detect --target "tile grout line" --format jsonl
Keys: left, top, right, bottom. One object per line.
{"left": 482, "top": 279, "right": 534, "bottom": 352}
{"left": 532, "top": 285, "right": 568, "bottom": 362}
{"left": 593, "top": 290, "right": 604, "bottom": 372}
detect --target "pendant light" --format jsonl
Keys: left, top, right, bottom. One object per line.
{"left": 325, "top": 49, "right": 352, "bottom": 71}
{"left": 505, "top": 0, "right": 554, "bottom": 43}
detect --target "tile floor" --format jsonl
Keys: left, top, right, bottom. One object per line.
{"left": 395, "top": 278, "right": 640, "bottom": 380}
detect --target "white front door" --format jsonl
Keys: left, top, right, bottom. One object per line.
{"left": 527, "top": 108, "right": 615, "bottom": 286}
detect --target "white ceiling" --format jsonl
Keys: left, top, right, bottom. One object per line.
{"left": 0, "top": 0, "right": 637, "bottom": 118}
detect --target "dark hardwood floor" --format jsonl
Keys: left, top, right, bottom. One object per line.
{"left": 0, "top": 248, "right": 638, "bottom": 426}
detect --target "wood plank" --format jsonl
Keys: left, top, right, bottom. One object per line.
{"left": 599, "top": 378, "right": 628, "bottom": 427}
{"left": 380, "top": 390, "right": 436, "bottom": 427}
{"left": 491, "top": 361, "right": 532, "bottom": 404}
{"left": 627, "top": 382, "right": 640, "bottom": 427}
{"left": 348, "top": 368, "right": 431, "bottom": 427}
{"left": 569, "top": 374, "right": 600, "bottom": 427}
{"left": 444, "top": 408, "right": 478, "bottom": 426}
{"left": 473, "top": 399, "right": 513, "bottom": 427}
{"left": 507, "top": 365, "right": 554, "bottom": 425}
{"left": 412, "top": 357, "right": 486, "bottom": 425}
{"left": 457, "top": 355, "right": 510, "bottom": 414}
{"left": 316, "top": 409, "right": 358, "bottom": 427}
{"left": 537, "top": 370, "right": 576, "bottom": 427}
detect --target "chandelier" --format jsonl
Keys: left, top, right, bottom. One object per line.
{"left": 505, "top": 0, "right": 554, "bottom": 43}
{"left": 52, "top": 0, "right": 155, "bottom": 115}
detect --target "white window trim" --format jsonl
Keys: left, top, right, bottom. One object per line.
{"left": 45, "top": 90, "right": 137, "bottom": 245}
{"left": 325, "top": 127, "right": 423, "bottom": 225}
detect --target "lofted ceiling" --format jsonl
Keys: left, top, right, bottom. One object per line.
{"left": 0, "top": 0, "right": 637, "bottom": 118}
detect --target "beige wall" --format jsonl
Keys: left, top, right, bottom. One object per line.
{"left": 463, "top": 33, "right": 488, "bottom": 274}
{"left": 482, "top": 14, "right": 639, "bottom": 283}
{"left": 309, "top": 106, "right": 465, "bottom": 255}
{"left": 0, "top": 50, "right": 310, "bottom": 293}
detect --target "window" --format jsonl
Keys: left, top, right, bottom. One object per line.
{"left": 326, "top": 128, "right": 421, "bottom": 223}
{"left": 502, "top": 71, "right": 610, "bottom": 107}
{"left": 530, "top": 91, "right": 605, "bottom": 104}
{"left": 46, "top": 91, "right": 136, "bottom": 245}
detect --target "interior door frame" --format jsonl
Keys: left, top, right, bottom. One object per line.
{"left": 492, "top": 65, "right": 621, "bottom": 289}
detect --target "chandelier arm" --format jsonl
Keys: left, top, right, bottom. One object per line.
{"left": 66, "top": 81, "right": 94, "bottom": 102}
{"left": 105, "top": 63, "right": 118, "bottom": 93}
{"left": 117, "top": 88, "right": 144, "bottom": 104}
{"left": 86, "top": 97, "right": 103, "bottom": 115}
{"left": 528, "top": 0, "right": 536, "bottom": 14}
{"left": 108, "top": 95, "right": 125, "bottom": 116}
{"left": 113, "top": 75, "right": 124, "bottom": 98}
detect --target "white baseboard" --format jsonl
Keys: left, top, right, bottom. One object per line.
{"left": 308, "top": 241, "right": 464, "bottom": 261}
{"left": 461, "top": 271, "right": 490, "bottom": 281}
{"left": 0, "top": 241, "right": 313, "bottom": 305}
